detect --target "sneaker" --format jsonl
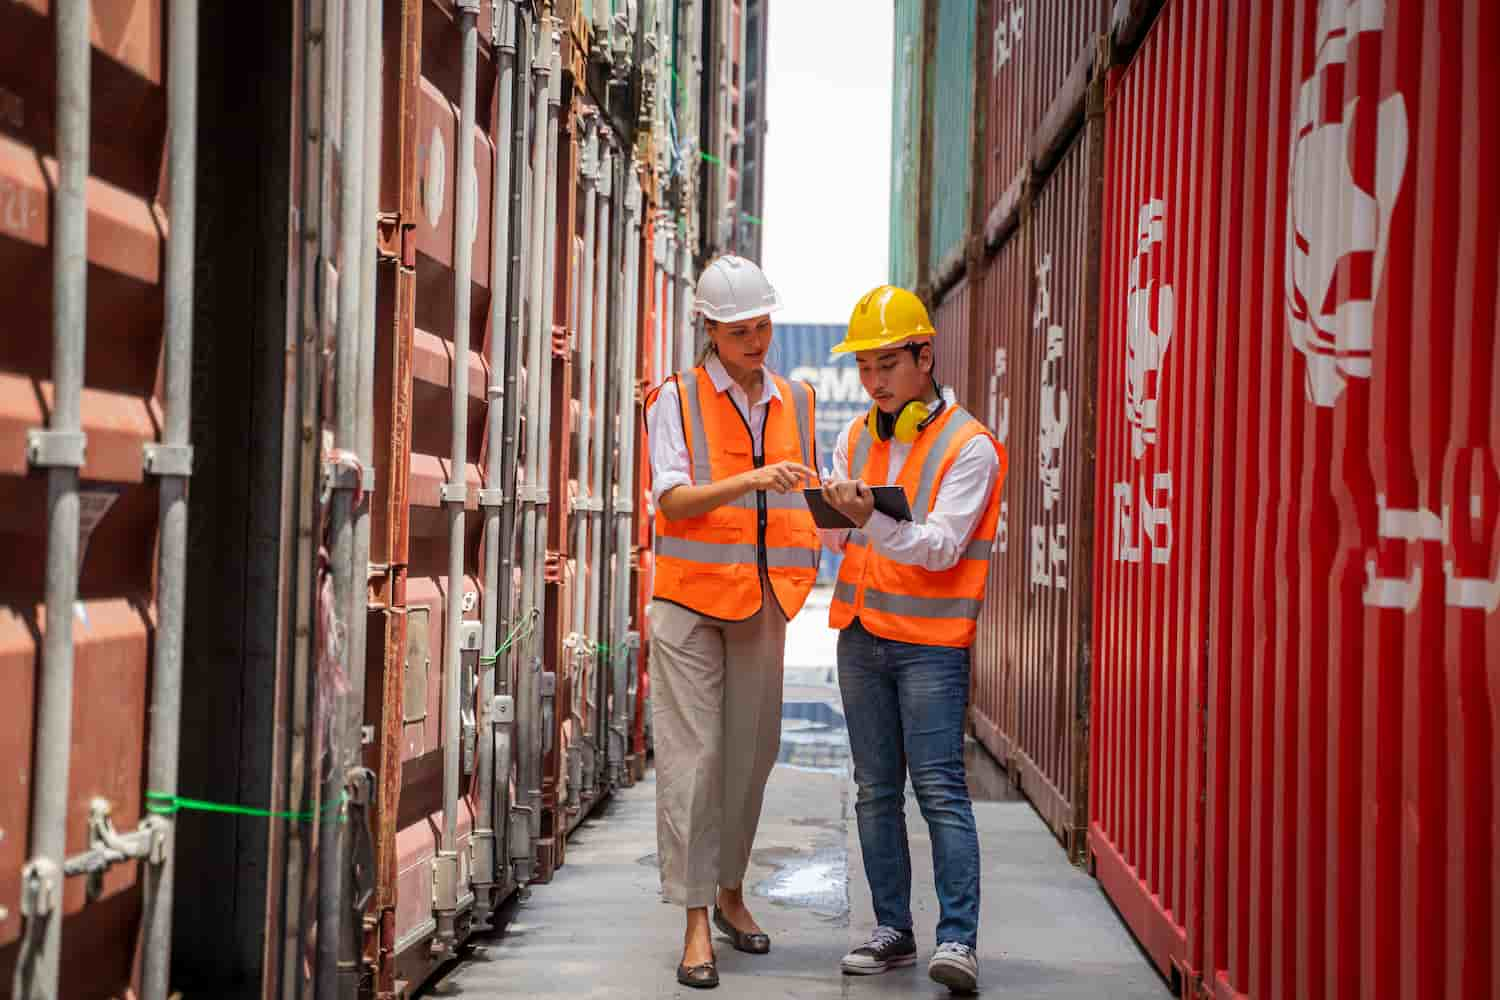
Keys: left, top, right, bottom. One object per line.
{"left": 840, "top": 926, "right": 917, "bottom": 975}
{"left": 928, "top": 942, "right": 979, "bottom": 993}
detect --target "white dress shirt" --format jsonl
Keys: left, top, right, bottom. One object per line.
{"left": 822, "top": 387, "right": 1001, "bottom": 572}
{"left": 645, "top": 353, "right": 781, "bottom": 509}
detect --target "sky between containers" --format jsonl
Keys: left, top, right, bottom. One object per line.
{"left": 761, "top": 0, "right": 894, "bottom": 324}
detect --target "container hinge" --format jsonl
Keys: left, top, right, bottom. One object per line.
{"left": 62, "top": 799, "right": 167, "bottom": 902}
{"left": 26, "top": 429, "right": 86, "bottom": 470}
{"left": 516, "top": 486, "right": 550, "bottom": 504}
{"left": 478, "top": 488, "right": 506, "bottom": 508}
{"left": 613, "top": 502, "right": 634, "bottom": 516}
{"left": 346, "top": 767, "right": 377, "bottom": 910}
{"left": 143, "top": 443, "right": 195, "bottom": 478}
{"left": 573, "top": 496, "right": 604, "bottom": 513}
{"left": 441, "top": 483, "right": 469, "bottom": 505}
{"left": 457, "top": 0, "right": 481, "bottom": 14}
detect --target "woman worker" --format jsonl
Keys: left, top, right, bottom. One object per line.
{"left": 643, "top": 255, "right": 821, "bottom": 989}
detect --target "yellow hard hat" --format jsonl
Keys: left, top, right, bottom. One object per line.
{"left": 831, "top": 285, "right": 937, "bottom": 355}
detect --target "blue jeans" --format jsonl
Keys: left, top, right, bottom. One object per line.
{"left": 838, "top": 620, "right": 980, "bottom": 948}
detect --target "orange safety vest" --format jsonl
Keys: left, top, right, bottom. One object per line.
{"left": 829, "top": 405, "right": 1004, "bottom": 648}
{"left": 645, "top": 366, "right": 820, "bottom": 621}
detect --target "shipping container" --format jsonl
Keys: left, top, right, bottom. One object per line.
{"left": 1089, "top": 0, "right": 1226, "bottom": 985}
{"left": 982, "top": 0, "right": 1109, "bottom": 243}
{"left": 1196, "top": 2, "right": 1500, "bottom": 999}
{"left": 1026, "top": 0, "right": 1108, "bottom": 175}
{"left": 970, "top": 226, "right": 1031, "bottom": 772}
{"left": 889, "top": 0, "right": 924, "bottom": 290}
{"left": 1013, "top": 117, "right": 1101, "bottom": 856}
{"left": 931, "top": 277, "right": 974, "bottom": 410}
{"left": 924, "top": 0, "right": 977, "bottom": 288}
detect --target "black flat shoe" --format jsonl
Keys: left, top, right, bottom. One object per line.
{"left": 713, "top": 907, "right": 771, "bottom": 955}
{"left": 676, "top": 959, "right": 719, "bottom": 989}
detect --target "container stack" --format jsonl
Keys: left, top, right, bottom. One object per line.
{"left": 896, "top": 1, "right": 1500, "bottom": 997}
{"left": 0, "top": 1, "right": 767, "bottom": 997}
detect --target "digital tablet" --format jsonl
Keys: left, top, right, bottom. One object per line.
{"left": 802, "top": 486, "right": 913, "bottom": 530}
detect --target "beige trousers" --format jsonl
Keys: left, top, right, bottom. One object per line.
{"left": 650, "top": 578, "right": 787, "bottom": 908}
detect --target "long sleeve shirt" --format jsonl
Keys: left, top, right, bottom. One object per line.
{"left": 821, "top": 388, "right": 1001, "bottom": 573}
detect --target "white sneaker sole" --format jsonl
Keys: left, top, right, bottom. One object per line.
{"left": 840, "top": 953, "right": 917, "bottom": 975}
{"left": 928, "top": 958, "right": 978, "bottom": 993}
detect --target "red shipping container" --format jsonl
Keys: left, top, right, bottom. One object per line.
{"left": 1092, "top": 1, "right": 1499, "bottom": 997}
{"left": 1198, "top": 2, "right": 1500, "bottom": 999}
{"left": 1090, "top": 0, "right": 1229, "bottom": 986}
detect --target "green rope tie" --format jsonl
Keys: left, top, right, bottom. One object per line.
{"left": 479, "top": 608, "right": 541, "bottom": 666}
{"left": 741, "top": 212, "right": 763, "bottom": 226}
{"left": 699, "top": 151, "right": 724, "bottom": 167}
{"left": 146, "top": 791, "right": 346, "bottom": 823}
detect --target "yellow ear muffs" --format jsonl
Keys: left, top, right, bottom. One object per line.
{"left": 867, "top": 399, "right": 933, "bottom": 443}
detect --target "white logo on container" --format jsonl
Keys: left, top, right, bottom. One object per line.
{"left": 987, "top": 347, "right": 1010, "bottom": 555}
{"left": 1114, "top": 199, "right": 1174, "bottom": 566}
{"left": 993, "top": 3, "right": 1023, "bottom": 76}
{"left": 1032, "top": 254, "right": 1068, "bottom": 589}
{"left": 1285, "top": 0, "right": 1408, "bottom": 407}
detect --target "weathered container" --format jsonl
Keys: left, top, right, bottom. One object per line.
{"left": 1089, "top": 0, "right": 1226, "bottom": 984}
{"left": 1026, "top": 0, "right": 1108, "bottom": 175}
{"left": 924, "top": 0, "right": 977, "bottom": 288}
{"left": 983, "top": 1, "right": 1109, "bottom": 244}
{"left": 1196, "top": 2, "right": 1500, "bottom": 998}
{"left": 889, "top": 0, "right": 924, "bottom": 290}
{"left": 931, "top": 278, "right": 973, "bottom": 409}
{"left": 1009, "top": 117, "right": 1101, "bottom": 856}
{"left": 0, "top": 4, "right": 170, "bottom": 993}
{"left": 983, "top": 0, "right": 1027, "bottom": 244}
{"left": 970, "top": 226, "right": 1030, "bottom": 774}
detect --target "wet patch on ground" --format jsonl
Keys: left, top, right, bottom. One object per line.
{"left": 750, "top": 844, "right": 850, "bottom": 920}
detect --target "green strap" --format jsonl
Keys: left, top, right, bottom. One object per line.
{"left": 741, "top": 212, "right": 763, "bottom": 226}
{"left": 479, "top": 608, "right": 541, "bottom": 666}
{"left": 145, "top": 791, "right": 345, "bottom": 822}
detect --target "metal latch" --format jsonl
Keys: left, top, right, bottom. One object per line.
{"left": 432, "top": 851, "right": 462, "bottom": 911}
{"left": 62, "top": 799, "right": 166, "bottom": 902}
{"left": 143, "top": 443, "right": 194, "bottom": 478}
{"left": 346, "top": 768, "right": 378, "bottom": 911}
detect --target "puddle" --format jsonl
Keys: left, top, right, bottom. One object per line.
{"left": 777, "top": 698, "right": 850, "bottom": 775}
{"left": 750, "top": 845, "right": 849, "bottom": 919}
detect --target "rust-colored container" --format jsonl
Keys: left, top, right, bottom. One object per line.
{"left": 931, "top": 278, "right": 972, "bottom": 407}
{"left": 0, "top": 4, "right": 169, "bottom": 993}
{"left": 1026, "top": 0, "right": 1108, "bottom": 174}
{"left": 982, "top": 0, "right": 1109, "bottom": 243}
{"left": 1012, "top": 118, "right": 1102, "bottom": 856}
{"left": 373, "top": 0, "right": 498, "bottom": 985}
{"left": 970, "top": 227, "right": 1030, "bottom": 772}
{"left": 1195, "top": 2, "right": 1499, "bottom": 999}
{"left": 1089, "top": 0, "right": 1226, "bottom": 984}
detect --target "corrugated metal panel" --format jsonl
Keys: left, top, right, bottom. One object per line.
{"left": 983, "top": 0, "right": 1027, "bottom": 243}
{"left": 766, "top": 323, "right": 862, "bottom": 585}
{"left": 1026, "top": 0, "right": 1108, "bottom": 172}
{"left": 890, "top": 0, "right": 924, "bottom": 290}
{"left": 971, "top": 227, "right": 1030, "bottom": 773}
{"left": 932, "top": 279, "right": 973, "bottom": 410}
{"left": 925, "top": 0, "right": 976, "bottom": 283}
{"left": 1197, "top": 2, "right": 1500, "bottom": 999}
{"left": 1010, "top": 119, "right": 1101, "bottom": 856}
{"left": 0, "top": 4, "right": 168, "bottom": 992}
{"left": 1089, "top": 0, "right": 1224, "bottom": 983}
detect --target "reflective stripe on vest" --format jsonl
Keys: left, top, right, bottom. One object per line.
{"left": 651, "top": 366, "right": 821, "bottom": 621}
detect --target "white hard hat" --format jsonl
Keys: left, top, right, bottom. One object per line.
{"left": 693, "top": 255, "right": 782, "bottom": 323}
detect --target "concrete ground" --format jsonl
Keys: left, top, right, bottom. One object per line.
{"left": 423, "top": 589, "right": 1168, "bottom": 998}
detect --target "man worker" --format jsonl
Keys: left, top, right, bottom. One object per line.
{"left": 818, "top": 285, "right": 1006, "bottom": 994}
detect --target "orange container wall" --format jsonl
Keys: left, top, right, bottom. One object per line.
{"left": 0, "top": 4, "right": 168, "bottom": 994}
